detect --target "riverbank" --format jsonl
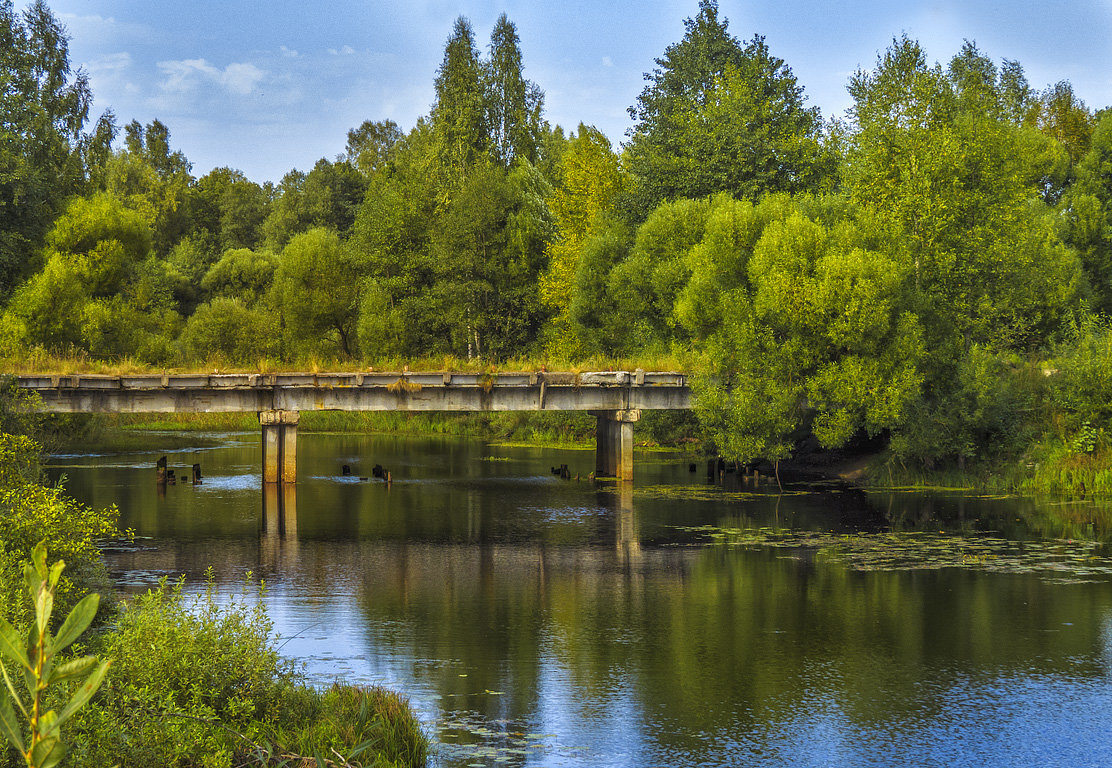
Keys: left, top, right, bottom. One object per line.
{"left": 48, "top": 409, "right": 707, "bottom": 454}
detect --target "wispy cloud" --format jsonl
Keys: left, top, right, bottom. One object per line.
{"left": 58, "top": 12, "right": 152, "bottom": 41}
{"left": 88, "top": 51, "right": 132, "bottom": 76}
{"left": 157, "top": 58, "right": 266, "bottom": 96}
{"left": 327, "top": 45, "right": 356, "bottom": 56}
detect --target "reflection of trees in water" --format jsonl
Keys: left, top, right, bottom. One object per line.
{"left": 336, "top": 533, "right": 1112, "bottom": 750}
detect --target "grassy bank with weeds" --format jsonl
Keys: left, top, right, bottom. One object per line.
{"left": 1, "top": 348, "right": 688, "bottom": 377}
{"left": 67, "top": 577, "right": 428, "bottom": 768}
{"left": 54, "top": 408, "right": 707, "bottom": 452}
{"left": 863, "top": 436, "right": 1112, "bottom": 500}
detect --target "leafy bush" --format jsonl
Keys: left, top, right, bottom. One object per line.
{"left": 0, "top": 436, "right": 117, "bottom": 628}
{"left": 70, "top": 577, "right": 428, "bottom": 768}
{"left": 178, "top": 298, "right": 275, "bottom": 364}
{"left": 890, "top": 347, "right": 1046, "bottom": 468}
{"left": 0, "top": 542, "right": 110, "bottom": 768}
{"left": 70, "top": 576, "right": 293, "bottom": 768}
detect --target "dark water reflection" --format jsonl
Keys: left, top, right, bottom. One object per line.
{"left": 48, "top": 432, "right": 1112, "bottom": 768}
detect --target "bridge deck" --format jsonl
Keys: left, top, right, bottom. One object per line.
{"left": 14, "top": 371, "right": 691, "bottom": 414}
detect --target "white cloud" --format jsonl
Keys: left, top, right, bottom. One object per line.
{"left": 157, "top": 58, "right": 266, "bottom": 96}
{"left": 58, "top": 13, "right": 151, "bottom": 43}
{"left": 88, "top": 51, "right": 132, "bottom": 76}
{"left": 280, "top": 46, "right": 299, "bottom": 58}
{"left": 602, "top": 56, "right": 613, "bottom": 67}
{"left": 327, "top": 45, "right": 356, "bottom": 56}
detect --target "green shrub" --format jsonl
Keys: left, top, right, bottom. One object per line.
{"left": 70, "top": 577, "right": 428, "bottom": 768}
{"left": 0, "top": 450, "right": 117, "bottom": 628}
{"left": 890, "top": 347, "right": 1046, "bottom": 468}
{"left": 70, "top": 576, "right": 293, "bottom": 768}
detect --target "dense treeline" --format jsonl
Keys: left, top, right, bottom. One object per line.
{"left": 3, "top": 0, "right": 1112, "bottom": 483}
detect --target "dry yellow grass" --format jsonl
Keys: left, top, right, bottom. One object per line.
{"left": 0, "top": 348, "right": 690, "bottom": 375}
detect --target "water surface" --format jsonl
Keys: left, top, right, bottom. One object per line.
{"left": 49, "top": 431, "right": 1112, "bottom": 768}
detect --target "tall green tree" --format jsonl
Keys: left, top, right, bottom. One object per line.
{"left": 260, "top": 159, "right": 366, "bottom": 249}
{"left": 428, "top": 162, "right": 552, "bottom": 359}
{"left": 485, "top": 13, "right": 544, "bottom": 166}
{"left": 101, "top": 120, "right": 194, "bottom": 256}
{"left": 539, "top": 125, "right": 624, "bottom": 353}
{"left": 624, "top": 0, "right": 828, "bottom": 217}
{"left": 3, "top": 193, "right": 178, "bottom": 361}
{"left": 190, "top": 167, "right": 270, "bottom": 253}
{"left": 1061, "top": 112, "right": 1112, "bottom": 313}
{"left": 845, "top": 36, "right": 1080, "bottom": 356}
{"left": 431, "top": 17, "right": 488, "bottom": 177}
{"left": 675, "top": 195, "right": 923, "bottom": 465}
{"left": 272, "top": 228, "right": 360, "bottom": 357}
{"left": 0, "top": 0, "right": 94, "bottom": 297}
{"left": 350, "top": 121, "right": 441, "bottom": 357}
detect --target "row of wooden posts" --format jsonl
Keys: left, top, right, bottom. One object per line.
{"left": 155, "top": 454, "right": 766, "bottom": 486}
{"left": 155, "top": 455, "right": 202, "bottom": 485}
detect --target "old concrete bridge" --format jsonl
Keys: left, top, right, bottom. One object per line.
{"left": 15, "top": 370, "right": 691, "bottom": 482}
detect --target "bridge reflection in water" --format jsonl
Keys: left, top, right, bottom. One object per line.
{"left": 258, "top": 481, "right": 643, "bottom": 573}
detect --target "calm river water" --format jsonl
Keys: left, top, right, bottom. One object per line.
{"left": 47, "top": 430, "right": 1112, "bottom": 768}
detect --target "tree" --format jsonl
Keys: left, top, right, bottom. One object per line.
{"left": 428, "top": 162, "right": 552, "bottom": 359}
{"left": 431, "top": 17, "right": 488, "bottom": 176}
{"left": 261, "top": 160, "right": 366, "bottom": 249}
{"left": 1034, "top": 81, "right": 1095, "bottom": 171}
{"left": 4, "top": 193, "right": 179, "bottom": 361}
{"left": 485, "top": 13, "right": 544, "bottom": 166}
{"left": 272, "top": 228, "right": 360, "bottom": 357}
{"left": 624, "top": 0, "right": 828, "bottom": 216}
{"left": 200, "top": 247, "right": 277, "bottom": 306}
{"left": 606, "top": 197, "right": 713, "bottom": 353}
{"left": 539, "top": 125, "right": 624, "bottom": 352}
{"left": 0, "top": 0, "right": 95, "bottom": 297}
{"left": 344, "top": 119, "right": 403, "bottom": 176}
{"left": 845, "top": 36, "right": 1081, "bottom": 356}
{"left": 100, "top": 120, "right": 194, "bottom": 256}
{"left": 190, "top": 167, "right": 270, "bottom": 253}
{"left": 350, "top": 120, "right": 441, "bottom": 357}
{"left": 1061, "top": 112, "right": 1112, "bottom": 312}
{"left": 675, "top": 196, "right": 923, "bottom": 464}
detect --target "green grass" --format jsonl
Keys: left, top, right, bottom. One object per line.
{"left": 68, "top": 410, "right": 708, "bottom": 451}
{"left": 0, "top": 347, "right": 688, "bottom": 376}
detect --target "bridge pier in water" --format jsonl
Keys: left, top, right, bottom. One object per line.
{"left": 261, "top": 410, "right": 299, "bottom": 483}
{"left": 593, "top": 409, "right": 640, "bottom": 480}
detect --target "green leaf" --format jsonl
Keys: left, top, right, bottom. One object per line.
{"left": 0, "top": 693, "right": 24, "bottom": 753}
{"left": 0, "top": 663, "right": 27, "bottom": 719}
{"left": 0, "top": 619, "right": 30, "bottom": 669}
{"left": 35, "top": 709, "right": 58, "bottom": 737}
{"left": 43, "top": 656, "right": 97, "bottom": 687}
{"left": 53, "top": 660, "right": 110, "bottom": 729}
{"left": 31, "top": 734, "right": 66, "bottom": 768}
{"left": 346, "top": 739, "right": 374, "bottom": 760}
{"left": 50, "top": 593, "right": 99, "bottom": 654}
{"left": 33, "top": 584, "right": 53, "bottom": 642}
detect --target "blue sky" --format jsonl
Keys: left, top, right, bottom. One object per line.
{"left": 39, "top": 0, "right": 1112, "bottom": 184}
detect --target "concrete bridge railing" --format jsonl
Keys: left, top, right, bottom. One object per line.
{"left": 14, "top": 371, "right": 692, "bottom": 482}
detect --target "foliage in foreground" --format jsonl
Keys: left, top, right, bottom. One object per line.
{"left": 68, "top": 577, "right": 427, "bottom": 768}
{"left": 0, "top": 543, "right": 109, "bottom": 768}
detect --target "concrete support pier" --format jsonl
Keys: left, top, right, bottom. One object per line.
{"left": 593, "top": 409, "right": 640, "bottom": 480}
{"left": 260, "top": 409, "right": 299, "bottom": 483}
